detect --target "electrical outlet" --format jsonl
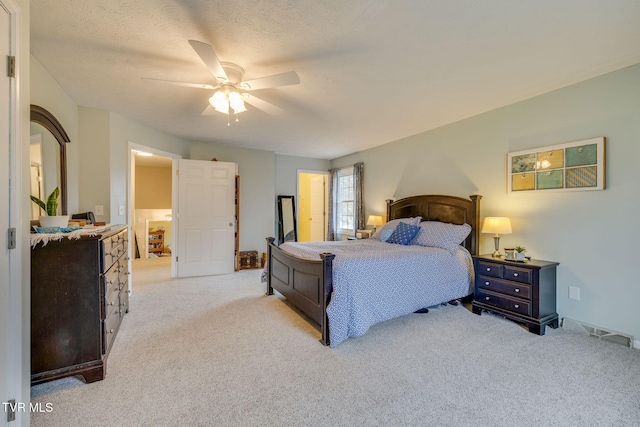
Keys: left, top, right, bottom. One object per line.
{"left": 569, "top": 286, "right": 581, "bottom": 301}
{"left": 95, "top": 205, "right": 104, "bottom": 216}
{"left": 118, "top": 205, "right": 125, "bottom": 215}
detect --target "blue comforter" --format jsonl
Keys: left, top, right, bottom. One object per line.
{"left": 279, "top": 239, "right": 473, "bottom": 347}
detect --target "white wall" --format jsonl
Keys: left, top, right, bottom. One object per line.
{"left": 331, "top": 64, "right": 640, "bottom": 343}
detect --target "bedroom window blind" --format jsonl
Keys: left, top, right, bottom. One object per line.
{"left": 336, "top": 166, "right": 355, "bottom": 234}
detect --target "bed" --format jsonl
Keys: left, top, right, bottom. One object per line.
{"left": 265, "top": 194, "right": 481, "bottom": 346}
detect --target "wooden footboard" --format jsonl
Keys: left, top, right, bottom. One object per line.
{"left": 266, "top": 237, "right": 334, "bottom": 345}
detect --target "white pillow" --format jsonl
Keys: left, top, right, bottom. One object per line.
{"left": 371, "top": 217, "right": 422, "bottom": 240}
{"left": 410, "top": 221, "right": 472, "bottom": 253}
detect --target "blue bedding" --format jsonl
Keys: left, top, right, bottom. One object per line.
{"left": 279, "top": 239, "right": 473, "bottom": 347}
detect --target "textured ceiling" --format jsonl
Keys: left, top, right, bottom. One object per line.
{"left": 30, "top": 1, "right": 640, "bottom": 160}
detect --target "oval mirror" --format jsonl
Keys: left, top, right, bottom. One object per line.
{"left": 29, "top": 105, "right": 69, "bottom": 218}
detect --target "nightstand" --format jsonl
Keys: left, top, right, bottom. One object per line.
{"left": 472, "top": 255, "right": 559, "bottom": 335}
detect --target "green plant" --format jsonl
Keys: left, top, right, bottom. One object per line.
{"left": 30, "top": 187, "right": 60, "bottom": 216}
{"left": 515, "top": 246, "right": 526, "bottom": 253}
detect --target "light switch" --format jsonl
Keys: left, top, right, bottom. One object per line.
{"left": 95, "top": 205, "right": 104, "bottom": 216}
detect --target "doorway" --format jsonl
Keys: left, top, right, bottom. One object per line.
{"left": 297, "top": 171, "right": 328, "bottom": 242}
{"left": 128, "top": 143, "right": 181, "bottom": 281}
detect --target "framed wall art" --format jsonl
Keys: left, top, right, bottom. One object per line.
{"left": 508, "top": 137, "right": 606, "bottom": 193}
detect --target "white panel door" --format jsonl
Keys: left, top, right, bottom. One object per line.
{"left": 310, "top": 175, "right": 325, "bottom": 242}
{"left": 177, "top": 159, "right": 236, "bottom": 277}
{"left": 1, "top": 2, "right": 12, "bottom": 422}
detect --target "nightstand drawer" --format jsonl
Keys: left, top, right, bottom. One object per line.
{"left": 477, "top": 276, "right": 531, "bottom": 299}
{"left": 476, "top": 260, "right": 502, "bottom": 278}
{"left": 503, "top": 266, "right": 532, "bottom": 284}
{"left": 476, "top": 290, "right": 531, "bottom": 316}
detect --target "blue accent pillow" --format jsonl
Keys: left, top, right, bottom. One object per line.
{"left": 386, "top": 222, "right": 420, "bottom": 245}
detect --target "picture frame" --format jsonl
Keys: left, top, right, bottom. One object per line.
{"left": 507, "top": 137, "right": 606, "bottom": 193}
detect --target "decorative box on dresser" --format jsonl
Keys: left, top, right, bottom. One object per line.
{"left": 472, "top": 255, "right": 559, "bottom": 335}
{"left": 31, "top": 225, "right": 129, "bottom": 385}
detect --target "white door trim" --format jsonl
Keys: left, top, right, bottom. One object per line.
{"left": 1, "top": 0, "right": 25, "bottom": 425}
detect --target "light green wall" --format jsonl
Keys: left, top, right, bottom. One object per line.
{"left": 108, "top": 112, "right": 191, "bottom": 224}
{"left": 331, "top": 64, "right": 640, "bottom": 343}
{"left": 78, "top": 107, "right": 110, "bottom": 221}
{"left": 30, "top": 54, "right": 79, "bottom": 214}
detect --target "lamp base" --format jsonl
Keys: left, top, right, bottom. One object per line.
{"left": 492, "top": 235, "right": 501, "bottom": 258}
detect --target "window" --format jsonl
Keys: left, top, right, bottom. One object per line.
{"left": 336, "top": 167, "right": 355, "bottom": 233}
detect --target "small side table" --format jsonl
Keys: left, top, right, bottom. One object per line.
{"left": 472, "top": 255, "right": 559, "bottom": 335}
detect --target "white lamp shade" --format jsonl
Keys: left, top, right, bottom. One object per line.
{"left": 367, "top": 215, "right": 383, "bottom": 226}
{"left": 481, "top": 217, "right": 512, "bottom": 235}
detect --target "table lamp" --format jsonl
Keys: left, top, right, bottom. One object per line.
{"left": 367, "top": 215, "right": 383, "bottom": 233}
{"left": 481, "top": 217, "right": 512, "bottom": 258}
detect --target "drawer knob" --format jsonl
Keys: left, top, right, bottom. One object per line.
{"left": 109, "top": 302, "right": 114, "bottom": 306}
{"left": 514, "top": 304, "right": 520, "bottom": 309}
{"left": 485, "top": 297, "right": 490, "bottom": 301}
{"left": 513, "top": 272, "right": 519, "bottom": 277}
{"left": 486, "top": 267, "right": 491, "bottom": 271}
{"left": 485, "top": 281, "right": 490, "bottom": 285}
{"left": 515, "top": 289, "right": 520, "bottom": 293}
{"left": 107, "top": 329, "right": 114, "bottom": 334}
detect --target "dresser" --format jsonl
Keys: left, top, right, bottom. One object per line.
{"left": 471, "top": 255, "right": 559, "bottom": 335}
{"left": 31, "top": 225, "right": 129, "bottom": 385}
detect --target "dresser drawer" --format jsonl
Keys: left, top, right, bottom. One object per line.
{"left": 103, "top": 302, "right": 121, "bottom": 354}
{"left": 477, "top": 260, "right": 502, "bottom": 278}
{"left": 476, "top": 276, "right": 531, "bottom": 300}
{"left": 476, "top": 290, "right": 531, "bottom": 317}
{"left": 503, "top": 265, "right": 532, "bottom": 284}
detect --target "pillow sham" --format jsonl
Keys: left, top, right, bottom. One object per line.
{"left": 411, "top": 221, "right": 472, "bottom": 253}
{"left": 379, "top": 228, "right": 394, "bottom": 242}
{"left": 371, "top": 216, "right": 422, "bottom": 240}
{"left": 386, "top": 222, "right": 421, "bottom": 245}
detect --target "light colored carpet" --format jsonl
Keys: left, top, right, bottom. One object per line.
{"left": 31, "top": 257, "right": 640, "bottom": 427}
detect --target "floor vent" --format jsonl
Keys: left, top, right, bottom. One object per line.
{"left": 561, "top": 317, "right": 633, "bottom": 348}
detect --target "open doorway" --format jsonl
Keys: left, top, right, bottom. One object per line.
{"left": 297, "top": 170, "right": 328, "bottom": 242}
{"left": 128, "top": 143, "right": 181, "bottom": 284}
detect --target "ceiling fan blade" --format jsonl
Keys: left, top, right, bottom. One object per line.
{"left": 201, "top": 104, "right": 217, "bottom": 116}
{"left": 188, "top": 40, "right": 228, "bottom": 83}
{"left": 243, "top": 94, "right": 283, "bottom": 115}
{"left": 141, "top": 77, "right": 219, "bottom": 90}
{"left": 241, "top": 71, "right": 300, "bottom": 91}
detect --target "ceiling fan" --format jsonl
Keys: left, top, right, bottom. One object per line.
{"left": 143, "top": 40, "right": 300, "bottom": 123}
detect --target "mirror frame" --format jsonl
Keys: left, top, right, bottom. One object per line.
{"left": 30, "top": 104, "right": 70, "bottom": 215}
{"left": 277, "top": 195, "right": 297, "bottom": 244}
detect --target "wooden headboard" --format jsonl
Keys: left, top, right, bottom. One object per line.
{"left": 386, "top": 194, "right": 482, "bottom": 256}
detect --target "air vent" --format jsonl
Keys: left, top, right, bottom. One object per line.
{"left": 561, "top": 317, "right": 633, "bottom": 348}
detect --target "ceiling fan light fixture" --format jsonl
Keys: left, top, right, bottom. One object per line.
{"left": 210, "top": 91, "right": 229, "bottom": 114}
{"left": 228, "top": 91, "right": 246, "bottom": 113}
{"left": 209, "top": 89, "right": 246, "bottom": 115}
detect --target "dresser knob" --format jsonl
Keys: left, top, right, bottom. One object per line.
{"left": 107, "top": 329, "right": 114, "bottom": 334}
{"left": 515, "top": 289, "right": 520, "bottom": 293}
{"left": 486, "top": 267, "right": 491, "bottom": 271}
{"left": 485, "top": 281, "right": 490, "bottom": 285}
{"left": 109, "top": 301, "right": 114, "bottom": 306}
{"left": 485, "top": 297, "right": 490, "bottom": 301}
{"left": 514, "top": 304, "right": 520, "bottom": 309}
{"left": 513, "top": 272, "right": 519, "bottom": 277}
